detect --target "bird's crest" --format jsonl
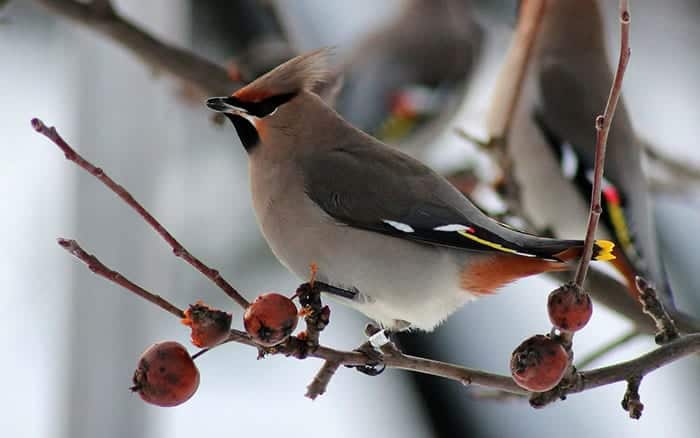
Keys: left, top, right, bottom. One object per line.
{"left": 233, "top": 48, "right": 334, "bottom": 102}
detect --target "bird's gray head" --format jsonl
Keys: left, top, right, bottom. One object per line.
{"left": 206, "top": 48, "right": 335, "bottom": 153}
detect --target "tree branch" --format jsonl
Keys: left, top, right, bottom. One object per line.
{"left": 305, "top": 360, "right": 341, "bottom": 400}
{"left": 486, "top": 0, "right": 546, "bottom": 142}
{"left": 531, "top": 333, "right": 700, "bottom": 408}
{"left": 34, "top": 0, "right": 239, "bottom": 95}
{"left": 573, "top": 0, "right": 631, "bottom": 287}
{"left": 33, "top": 112, "right": 700, "bottom": 408}
{"left": 52, "top": 234, "right": 700, "bottom": 403}
{"left": 57, "top": 237, "right": 185, "bottom": 318}
{"left": 32, "top": 118, "right": 250, "bottom": 309}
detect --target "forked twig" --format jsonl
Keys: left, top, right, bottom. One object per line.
{"left": 32, "top": 118, "right": 250, "bottom": 309}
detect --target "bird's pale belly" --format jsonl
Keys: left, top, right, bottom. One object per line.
{"left": 258, "top": 198, "right": 476, "bottom": 331}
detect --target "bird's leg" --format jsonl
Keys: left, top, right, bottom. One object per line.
{"left": 348, "top": 322, "right": 407, "bottom": 376}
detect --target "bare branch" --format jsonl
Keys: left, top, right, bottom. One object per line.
{"left": 573, "top": 0, "right": 631, "bottom": 286}
{"left": 530, "top": 333, "right": 700, "bottom": 408}
{"left": 34, "top": 0, "right": 239, "bottom": 95}
{"left": 486, "top": 0, "right": 546, "bottom": 142}
{"left": 621, "top": 376, "right": 644, "bottom": 419}
{"left": 32, "top": 118, "right": 251, "bottom": 309}
{"left": 38, "top": 119, "right": 700, "bottom": 405}
{"left": 306, "top": 360, "right": 341, "bottom": 400}
{"left": 57, "top": 238, "right": 185, "bottom": 319}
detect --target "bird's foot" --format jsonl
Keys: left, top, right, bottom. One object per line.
{"left": 349, "top": 341, "right": 386, "bottom": 376}
{"left": 346, "top": 323, "right": 404, "bottom": 376}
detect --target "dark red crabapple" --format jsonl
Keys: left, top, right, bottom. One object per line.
{"left": 244, "top": 293, "right": 299, "bottom": 347}
{"left": 131, "top": 341, "right": 200, "bottom": 407}
{"left": 510, "top": 334, "right": 569, "bottom": 392}
{"left": 547, "top": 284, "right": 593, "bottom": 332}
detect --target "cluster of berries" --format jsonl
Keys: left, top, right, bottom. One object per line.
{"left": 131, "top": 293, "right": 299, "bottom": 406}
{"left": 510, "top": 284, "right": 593, "bottom": 392}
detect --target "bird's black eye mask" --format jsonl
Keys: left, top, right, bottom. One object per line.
{"left": 222, "top": 92, "right": 297, "bottom": 118}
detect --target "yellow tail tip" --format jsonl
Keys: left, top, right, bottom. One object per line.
{"left": 594, "top": 240, "right": 616, "bottom": 261}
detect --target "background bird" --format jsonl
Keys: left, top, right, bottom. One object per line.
{"left": 206, "top": 49, "right": 614, "bottom": 332}
{"left": 336, "top": 0, "right": 483, "bottom": 139}
{"left": 506, "top": 0, "right": 674, "bottom": 310}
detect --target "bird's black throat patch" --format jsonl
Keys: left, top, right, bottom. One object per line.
{"left": 225, "top": 114, "right": 259, "bottom": 152}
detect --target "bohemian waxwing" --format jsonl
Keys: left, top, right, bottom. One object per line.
{"left": 507, "top": 0, "right": 674, "bottom": 308}
{"left": 206, "top": 49, "right": 614, "bottom": 332}
{"left": 337, "top": 0, "right": 483, "bottom": 137}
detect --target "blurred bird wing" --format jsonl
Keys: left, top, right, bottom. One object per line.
{"left": 300, "top": 143, "right": 579, "bottom": 260}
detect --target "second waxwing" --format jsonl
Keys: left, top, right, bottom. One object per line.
{"left": 507, "top": 0, "right": 674, "bottom": 308}
{"left": 337, "top": 0, "right": 483, "bottom": 137}
{"left": 206, "top": 49, "right": 615, "bottom": 332}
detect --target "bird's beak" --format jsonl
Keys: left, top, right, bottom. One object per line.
{"left": 206, "top": 96, "right": 248, "bottom": 115}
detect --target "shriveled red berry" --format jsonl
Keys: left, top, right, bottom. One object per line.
{"left": 131, "top": 341, "right": 200, "bottom": 407}
{"left": 510, "top": 334, "right": 569, "bottom": 392}
{"left": 181, "top": 300, "right": 232, "bottom": 348}
{"left": 547, "top": 284, "right": 593, "bottom": 332}
{"left": 244, "top": 293, "right": 298, "bottom": 347}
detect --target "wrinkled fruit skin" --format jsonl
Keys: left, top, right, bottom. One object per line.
{"left": 244, "top": 293, "right": 298, "bottom": 347}
{"left": 181, "top": 301, "right": 232, "bottom": 348}
{"left": 510, "top": 335, "right": 568, "bottom": 392}
{"left": 547, "top": 285, "right": 593, "bottom": 332}
{"left": 131, "top": 341, "right": 200, "bottom": 407}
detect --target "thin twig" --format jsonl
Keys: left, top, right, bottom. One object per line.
{"left": 32, "top": 118, "right": 250, "bottom": 309}
{"left": 621, "top": 376, "right": 644, "bottom": 419}
{"left": 305, "top": 360, "right": 341, "bottom": 400}
{"left": 57, "top": 238, "right": 185, "bottom": 318}
{"left": 573, "top": 0, "right": 631, "bottom": 286}
{"left": 636, "top": 276, "right": 680, "bottom": 344}
{"left": 34, "top": 0, "right": 238, "bottom": 96}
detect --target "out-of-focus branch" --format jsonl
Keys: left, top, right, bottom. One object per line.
{"left": 643, "top": 138, "right": 700, "bottom": 183}
{"left": 32, "top": 118, "right": 250, "bottom": 309}
{"left": 486, "top": 0, "right": 545, "bottom": 142}
{"left": 576, "top": 329, "right": 640, "bottom": 369}
{"left": 34, "top": 0, "right": 240, "bottom": 95}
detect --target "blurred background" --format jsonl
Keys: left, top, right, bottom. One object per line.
{"left": 2, "top": 0, "right": 700, "bottom": 437}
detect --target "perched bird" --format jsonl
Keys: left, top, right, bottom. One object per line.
{"left": 506, "top": 0, "right": 674, "bottom": 308}
{"left": 207, "top": 49, "right": 614, "bottom": 332}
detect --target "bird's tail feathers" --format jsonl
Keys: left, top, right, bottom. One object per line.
{"left": 553, "top": 239, "right": 616, "bottom": 262}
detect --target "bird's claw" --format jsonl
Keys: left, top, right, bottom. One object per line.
{"left": 346, "top": 340, "right": 386, "bottom": 376}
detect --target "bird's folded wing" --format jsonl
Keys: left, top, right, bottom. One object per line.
{"left": 300, "top": 143, "right": 580, "bottom": 260}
